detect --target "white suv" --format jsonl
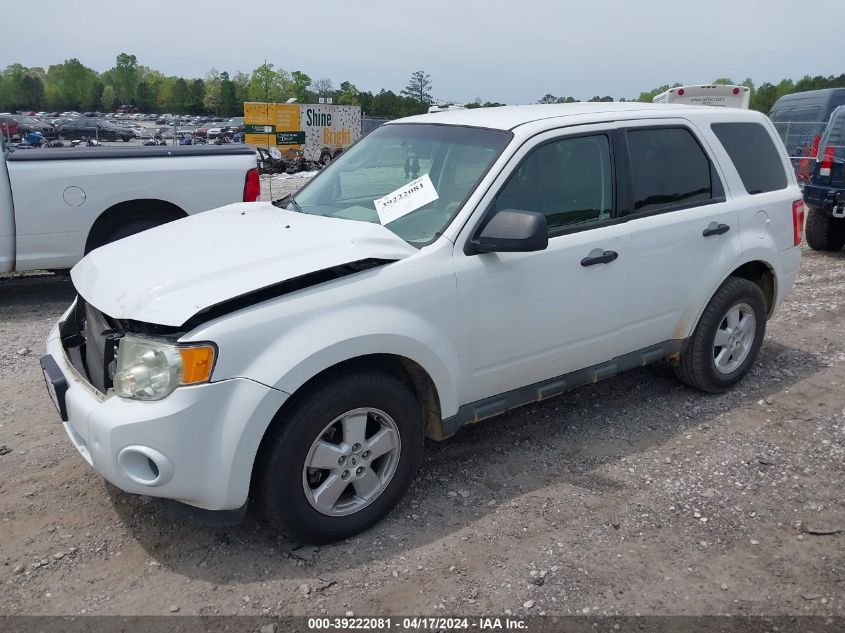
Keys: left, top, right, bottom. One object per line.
{"left": 41, "top": 103, "right": 803, "bottom": 543}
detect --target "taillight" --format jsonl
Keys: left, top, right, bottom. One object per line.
{"left": 819, "top": 145, "right": 835, "bottom": 179}
{"left": 678, "top": 88, "right": 685, "bottom": 96}
{"left": 243, "top": 167, "right": 260, "bottom": 202}
{"left": 792, "top": 199, "right": 805, "bottom": 246}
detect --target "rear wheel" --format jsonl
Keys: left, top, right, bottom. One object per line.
{"left": 675, "top": 277, "right": 766, "bottom": 393}
{"left": 97, "top": 217, "right": 173, "bottom": 250}
{"left": 256, "top": 371, "right": 424, "bottom": 544}
{"left": 319, "top": 151, "right": 332, "bottom": 166}
{"left": 805, "top": 206, "right": 845, "bottom": 251}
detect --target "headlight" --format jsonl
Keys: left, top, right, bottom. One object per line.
{"left": 113, "top": 335, "right": 216, "bottom": 401}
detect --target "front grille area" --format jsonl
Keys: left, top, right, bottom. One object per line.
{"left": 60, "top": 297, "right": 118, "bottom": 394}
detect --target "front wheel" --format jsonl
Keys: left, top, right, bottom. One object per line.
{"left": 319, "top": 151, "right": 332, "bottom": 166}
{"left": 674, "top": 277, "right": 767, "bottom": 393}
{"left": 255, "top": 371, "right": 424, "bottom": 544}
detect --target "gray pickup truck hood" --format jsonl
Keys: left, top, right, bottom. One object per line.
{"left": 71, "top": 202, "right": 416, "bottom": 327}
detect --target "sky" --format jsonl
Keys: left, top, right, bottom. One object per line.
{"left": 2, "top": 0, "right": 844, "bottom": 104}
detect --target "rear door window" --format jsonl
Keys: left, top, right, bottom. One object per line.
{"left": 711, "top": 122, "right": 788, "bottom": 194}
{"left": 625, "top": 127, "right": 720, "bottom": 214}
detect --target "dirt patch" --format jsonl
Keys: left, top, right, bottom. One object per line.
{"left": 0, "top": 246, "right": 843, "bottom": 616}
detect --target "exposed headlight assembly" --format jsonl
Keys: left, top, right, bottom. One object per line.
{"left": 113, "top": 335, "right": 216, "bottom": 401}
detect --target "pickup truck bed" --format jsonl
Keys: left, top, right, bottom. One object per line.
{"left": 1, "top": 144, "right": 258, "bottom": 272}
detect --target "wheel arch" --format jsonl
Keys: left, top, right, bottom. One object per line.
{"left": 673, "top": 256, "right": 779, "bottom": 357}
{"left": 728, "top": 259, "right": 777, "bottom": 317}
{"left": 268, "top": 353, "right": 445, "bottom": 443}
{"left": 85, "top": 199, "right": 187, "bottom": 253}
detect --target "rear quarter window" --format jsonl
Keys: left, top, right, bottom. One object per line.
{"left": 711, "top": 122, "right": 788, "bottom": 194}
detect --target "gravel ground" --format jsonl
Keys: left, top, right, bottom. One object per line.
{"left": 0, "top": 230, "right": 843, "bottom": 616}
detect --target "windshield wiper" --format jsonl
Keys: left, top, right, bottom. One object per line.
{"left": 288, "top": 197, "right": 305, "bottom": 214}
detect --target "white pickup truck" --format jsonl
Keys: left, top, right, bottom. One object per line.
{"left": 0, "top": 143, "right": 259, "bottom": 272}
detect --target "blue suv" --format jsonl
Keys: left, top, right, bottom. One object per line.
{"left": 804, "top": 106, "right": 845, "bottom": 250}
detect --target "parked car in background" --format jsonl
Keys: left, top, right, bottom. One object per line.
{"left": 55, "top": 118, "right": 135, "bottom": 142}
{"left": 803, "top": 105, "right": 845, "bottom": 251}
{"left": 769, "top": 88, "right": 845, "bottom": 182}
{"left": 12, "top": 116, "right": 56, "bottom": 138}
{"left": 41, "top": 103, "right": 802, "bottom": 544}
{"left": 195, "top": 121, "right": 217, "bottom": 138}
{"left": 0, "top": 116, "right": 20, "bottom": 140}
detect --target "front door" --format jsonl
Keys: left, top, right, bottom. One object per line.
{"left": 454, "top": 127, "right": 630, "bottom": 405}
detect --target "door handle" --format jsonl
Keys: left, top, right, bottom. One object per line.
{"left": 580, "top": 250, "right": 618, "bottom": 267}
{"left": 702, "top": 222, "right": 730, "bottom": 237}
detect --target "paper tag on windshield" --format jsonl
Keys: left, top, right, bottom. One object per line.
{"left": 374, "top": 174, "right": 439, "bottom": 225}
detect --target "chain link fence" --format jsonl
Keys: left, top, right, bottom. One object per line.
{"left": 772, "top": 121, "right": 828, "bottom": 184}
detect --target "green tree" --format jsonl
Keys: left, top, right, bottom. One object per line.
{"left": 135, "top": 81, "right": 152, "bottom": 111}
{"left": 219, "top": 72, "right": 237, "bottom": 116}
{"left": 2, "top": 64, "right": 29, "bottom": 110}
{"left": 337, "top": 81, "right": 360, "bottom": 106}
{"left": 401, "top": 70, "right": 432, "bottom": 104}
{"left": 232, "top": 71, "right": 250, "bottom": 108}
{"left": 291, "top": 70, "right": 311, "bottom": 102}
{"left": 750, "top": 82, "right": 778, "bottom": 113}
{"left": 168, "top": 78, "right": 188, "bottom": 112}
{"left": 21, "top": 74, "right": 44, "bottom": 109}
{"left": 247, "top": 63, "right": 290, "bottom": 103}
{"left": 111, "top": 53, "right": 138, "bottom": 104}
{"left": 100, "top": 85, "right": 118, "bottom": 111}
{"left": 186, "top": 79, "right": 205, "bottom": 114}
{"left": 203, "top": 69, "right": 221, "bottom": 114}
{"left": 538, "top": 93, "right": 558, "bottom": 104}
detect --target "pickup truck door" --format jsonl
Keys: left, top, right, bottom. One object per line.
{"left": 453, "top": 125, "right": 630, "bottom": 406}
{"left": 0, "top": 151, "right": 14, "bottom": 273}
{"left": 615, "top": 120, "right": 741, "bottom": 351}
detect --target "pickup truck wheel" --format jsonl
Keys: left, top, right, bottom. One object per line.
{"left": 256, "top": 372, "right": 423, "bottom": 544}
{"left": 805, "top": 207, "right": 845, "bottom": 251}
{"left": 102, "top": 218, "right": 169, "bottom": 247}
{"left": 674, "top": 277, "right": 766, "bottom": 393}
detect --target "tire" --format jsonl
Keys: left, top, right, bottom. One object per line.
{"left": 674, "top": 276, "right": 767, "bottom": 393}
{"left": 805, "top": 206, "right": 845, "bottom": 251}
{"left": 255, "top": 371, "right": 424, "bottom": 544}
{"left": 99, "top": 217, "right": 171, "bottom": 249}
{"left": 319, "top": 151, "right": 332, "bottom": 166}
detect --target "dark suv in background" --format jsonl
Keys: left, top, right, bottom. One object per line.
{"left": 804, "top": 105, "right": 845, "bottom": 251}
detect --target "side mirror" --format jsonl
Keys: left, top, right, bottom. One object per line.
{"left": 471, "top": 209, "right": 548, "bottom": 254}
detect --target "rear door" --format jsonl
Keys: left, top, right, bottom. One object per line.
{"left": 618, "top": 121, "right": 742, "bottom": 350}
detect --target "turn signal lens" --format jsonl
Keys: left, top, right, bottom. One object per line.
{"left": 179, "top": 346, "right": 216, "bottom": 384}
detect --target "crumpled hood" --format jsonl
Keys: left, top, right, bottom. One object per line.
{"left": 71, "top": 202, "right": 416, "bottom": 327}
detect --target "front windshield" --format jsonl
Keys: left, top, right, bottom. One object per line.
{"left": 291, "top": 123, "right": 511, "bottom": 245}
